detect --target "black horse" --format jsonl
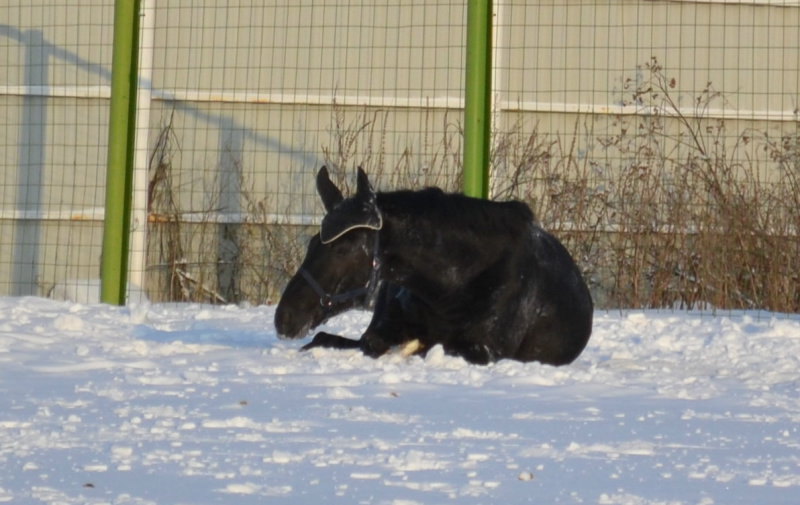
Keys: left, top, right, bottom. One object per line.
{"left": 274, "top": 166, "right": 593, "bottom": 365}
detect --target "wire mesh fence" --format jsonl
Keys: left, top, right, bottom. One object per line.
{"left": 1, "top": 1, "right": 113, "bottom": 300}
{"left": 492, "top": 1, "right": 800, "bottom": 311}
{"left": 1, "top": 0, "right": 798, "bottom": 310}
{"left": 142, "top": 1, "right": 468, "bottom": 304}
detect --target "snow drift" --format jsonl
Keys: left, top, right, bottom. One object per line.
{"left": 0, "top": 297, "right": 798, "bottom": 504}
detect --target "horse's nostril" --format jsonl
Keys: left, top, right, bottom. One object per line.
{"left": 274, "top": 304, "right": 313, "bottom": 340}
{"left": 274, "top": 305, "right": 291, "bottom": 334}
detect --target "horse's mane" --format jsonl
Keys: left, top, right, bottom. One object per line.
{"left": 377, "top": 187, "right": 535, "bottom": 237}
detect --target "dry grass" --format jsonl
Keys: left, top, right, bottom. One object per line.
{"left": 145, "top": 59, "right": 800, "bottom": 312}
{"left": 492, "top": 58, "right": 799, "bottom": 311}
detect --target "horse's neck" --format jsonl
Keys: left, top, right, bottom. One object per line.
{"left": 374, "top": 190, "right": 532, "bottom": 300}
{"left": 377, "top": 208, "right": 494, "bottom": 292}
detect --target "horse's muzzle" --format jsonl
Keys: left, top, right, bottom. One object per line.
{"left": 274, "top": 304, "right": 312, "bottom": 340}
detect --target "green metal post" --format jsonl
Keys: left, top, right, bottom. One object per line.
{"left": 101, "top": 0, "right": 141, "bottom": 305}
{"left": 463, "top": 0, "right": 492, "bottom": 199}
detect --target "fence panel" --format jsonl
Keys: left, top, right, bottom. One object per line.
{"left": 142, "top": 0, "right": 467, "bottom": 303}
{"left": 492, "top": 0, "right": 799, "bottom": 310}
{"left": 1, "top": 1, "right": 114, "bottom": 300}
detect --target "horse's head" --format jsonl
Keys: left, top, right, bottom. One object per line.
{"left": 274, "top": 166, "right": 382, "bottom": 340}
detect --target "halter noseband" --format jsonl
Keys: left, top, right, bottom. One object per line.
{"left": 299, "top": 232, "right": 381, "bottom": 308}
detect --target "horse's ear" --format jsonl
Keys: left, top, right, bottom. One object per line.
{"left": 355, "top": 167, "right": 376, "bottom": 202}
{"left": 317, "top": 166, "right": 344, "bottom": 212}
{"left": 320, "top": 167, "right": 382, "bottom": 243}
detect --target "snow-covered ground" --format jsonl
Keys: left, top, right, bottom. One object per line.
{"left": 0, "top": 296, "right": 798, "bottom": 505}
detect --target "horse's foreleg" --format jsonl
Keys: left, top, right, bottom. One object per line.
{"left": 301, "top": 330, "right": 394, "bottom": 358}
{"left": 301, "top": 331, "right": 362, "bottom": 351}
{"left": 302, "top": 285, "right": 427, "bottom": 358}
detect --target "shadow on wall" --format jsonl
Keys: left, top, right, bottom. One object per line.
{"left": 0, "top": 23, "right": 321, "bottom": 298}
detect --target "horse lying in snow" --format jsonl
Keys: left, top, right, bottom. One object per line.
{"left": 274, "top": 166, "right": 593, "bottom": 365}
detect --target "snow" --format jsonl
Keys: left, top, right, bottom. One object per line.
{"left": 1, "top": 296, "right": 799, "bottom": 505}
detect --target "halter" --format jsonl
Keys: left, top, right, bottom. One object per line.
{"left": 299, "top": 232, "right": 381, "bottom": 308}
